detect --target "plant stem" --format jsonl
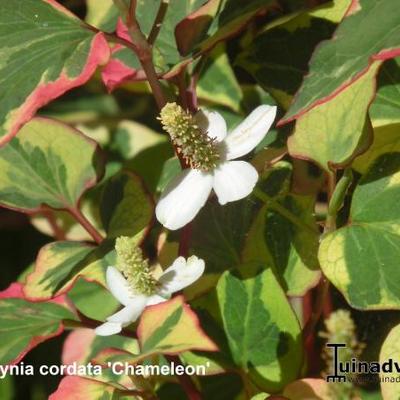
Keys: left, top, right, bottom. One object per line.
{"left": 303, "top": 171, "right": 336, "bottom": 343}
{"left": 66, "top": 206, "right": 104, "bottom": 244}
{"left": 252, "top": 187, "right": 317, "bottom": 235}
{"left": 302, "top": 277, "right": 330, "bottom": 340}
{"left": 124, "top": 0, "right": 167, "bottom": 110}
{"left": 165, "top": 355, "right": 202, "bottom": 400}
{"left": 148, "top": 0, "right": 169, "bottom": 45}
{"left": 179, "top": 223, "right": 193, "bottom": 257}
{"left": 41, "top": 208, "right": 66, "bottom": 240}
{"left": 324, "top": 171, "right": 337, "bottom": 233}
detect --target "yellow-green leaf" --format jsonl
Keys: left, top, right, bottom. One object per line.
{"left": 138, "top": 296, "right": 218, "bottom": 355}
{"left": 319, "top": 153, "right": 400, "bottom": 309}
{"left": 217, "top": 265, "right": 302, "bottom": 391}
{"left": 288, "top": 63, "right": 379, "bottom": 171}
{"left": 0, "top": 118, "right": 104, "bottom": 212}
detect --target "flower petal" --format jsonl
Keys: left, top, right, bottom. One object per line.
{"left": 158, "top": 256, "right": 205, "bottom": 296}
{"left": 105, "top": 266, "right": 134, "bottom": 306}
{"left": 156, "top": 169, "right": 213, "bottom": 230}
{"left": 146, "top": 294, "right": 168, "bottom": 306}
{"left": 95, "top": 322, "right": 122, "bottom": 336}
{"left": 196, "top": 109, "right": 227, "bottom": 142}
{"left": 212, "top": 161, "right": 258, "bottom": 205}
{"left": 224, "top": 105, "right": 277, "bottom": 160}
{"left": 107, "top": 301, "right": 147, "bottom": 325}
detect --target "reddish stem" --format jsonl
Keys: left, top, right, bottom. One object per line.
{"left": 41, "top": 208, "right": 66, "bottom": 240}
{"left": 125, "top": 0, "right": 167, "bottom": 110}
{"left": 67, "top": 206, "right": 103, "bottom": 244}
{"left": 178, "top": 223, "right": 193, "bottom": 257}
{"left": 165, "top": 355, "right": 202, "bottom": 400}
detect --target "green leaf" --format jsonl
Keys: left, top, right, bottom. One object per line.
{"left": 287, "top": 62, "right": 378, "bottom": 171}
{"left": 100, "top": 171, "right": 153, "bottom": 240}
{"left": 250, "top": 394, "right": 270, "bottom": 400}
{"left": 236, "top": 0, "right": 350, "bottom": 109}
{"left": 24, "top": 241, "right": 116, "bottom": 301}
{"left": 112, "top": 120, "right": 168, "bottom": 160}
{"left": 353, "top": 124, "right": 400, "bottom": 174}
{"left": 189, "top": 163, "right": 294, "bottom": 277}
{"left": 217, "top": 265, "right": 302, "bottom": 391}
{"left": 67, "top": 280, "right": 119, "bottom": 321}
{"left": 157, "top": 157, "right": 181, "bottom": 193}
{"left": 0, "top": 0, "right": 109, "bottom": 145}
{"left": 0, "top": 375, "right": 14, "bottom": 400}
{"left": 0, "top": 118, "right": 104, "bottom": 212}
{"left": 189, "top": 198, "right": 258, "bottom": 273}
{"left": 380, "top": 324, "right": 400, "bottom": 400}
{"left": 197, "top": 44, "right": 243, "bottom": 112}
{"left": 85, "top": 0, "right": 118, "bottom": 32}
{"left": 0, "top": 283, "right": 75, "bottom": 364}
{"left": 370, "top": 58, "right": 400, "bottom": 127}
{"left": 176, "top": 0, "right": 274, "bottom": 57}
{"left": 114, "top": 120, "right": 173, "bottom": 192}
{"left": 319, "top": 153, "right": 400, "bottom": 309}
{"left": 282, "top": 0, "right": 400, "bottom": 122}
{"left": 243, "top": 191, "right": 321, "bottom": 296}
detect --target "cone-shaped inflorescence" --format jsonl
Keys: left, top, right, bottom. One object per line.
{"left": 115, "top": 236, "right": 157, "bottom": 296}
{"left": 159, "top": 102, "right": 220, "bottom": 171}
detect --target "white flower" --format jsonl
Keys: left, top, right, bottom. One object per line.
{"left": 95, "top": 256, "right": 205, "bottom": 336}
{"left": 156, "top": 105, "right": 277, "bottom": 230}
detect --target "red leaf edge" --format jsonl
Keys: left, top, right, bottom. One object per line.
{"left": 2, "top": 27, "right": 110, "bottom": 146}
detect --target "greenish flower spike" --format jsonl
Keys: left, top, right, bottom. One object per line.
{"left": 159, "top": 102, "right": 220, "bottom": 171}
{"left": 320, "top": 310, "right": 365, "bottom": 399}
{"left": 115, "top": 236, "right": 157, "bottom": 296}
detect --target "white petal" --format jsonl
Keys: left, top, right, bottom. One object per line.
{"left": 224, "top": 105, "right": 277, "bottom": 160}
{"left": 212, "top": 161, "right": 258, "bottom": 205}
{"left": 107, "top": 301, "right": 147, "bottom": 325}
{"left": 156, "top": 169, "right": 213, "bottom": 230}
{"left": 105, "top": 266, "right": 134, "bottom": 306}
{"left": 195, "top": 109, "right": 227, "bottom": 142}
{"left": 146, "top": 294, "right": 168, "bottom": 306}
{"left": 95, "top": 322, "right": 122, "bottom": 336}
{"left": 158, "top": 256, "right": 205, "bottom": 295}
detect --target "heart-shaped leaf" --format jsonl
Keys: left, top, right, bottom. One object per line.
{"left": 282, "top": 0, "right": 400, "bottom": 122}
{"left": 287, "top": 62, "right": 378, "bottom": 171}
{"left": 138, "top": 295, "right": 218, "bottom": 355}
{"left": 0, "top": 118, "right": 104, "bottom": 212}
{"left": 217, "top": 265, "right": 302, "bottom": 391}
{"left": 319, "top": 153, "right": 400, "bottom": 309}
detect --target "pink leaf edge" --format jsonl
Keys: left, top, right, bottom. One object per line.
{"left": 2, "top": 29, "right": 110, "bottom": 147}
{"left": 0, "top": 282, "right": 76, "bottom": 365}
